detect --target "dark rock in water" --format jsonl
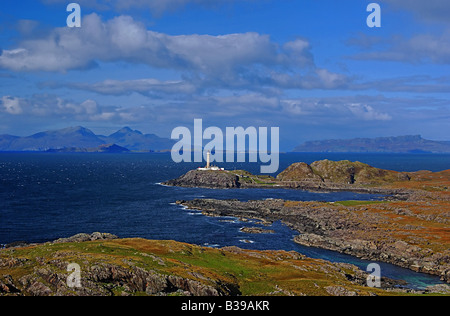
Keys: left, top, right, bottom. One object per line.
{"left": 163, "top": 170, "right": 240, "bottom": 189}
{"left": 240, "top": 227, "right": 275, "bottom": 234}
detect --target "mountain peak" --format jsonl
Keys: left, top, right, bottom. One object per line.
{"left": 120, "top": 127, "right": 133, "bottom": 133}
{"left": 60, "top": 126, "right": 95, "bottom": 135}
{"left": 110, "top": 127, "right": 143, "bottom": 137}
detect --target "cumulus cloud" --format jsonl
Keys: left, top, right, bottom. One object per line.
{"left": 0, "top": 13, "right": 353, "bottom": 94}
{"left": 0, "top": 94, "right": 119, "bottom": 121}
{"left": 278, "top": 98, "right": 393, "bottom": 122}
{"left": 1, "top": 96, "right": 23, "bottom": 115}
{"left": 347, "top": 104, "right": 392, "bottom": 121}
{"left": 0, "top": 14, "right": 308, "bottom": 74}
{"left": 52, "top": 79, "right": 198, "bottom": 97}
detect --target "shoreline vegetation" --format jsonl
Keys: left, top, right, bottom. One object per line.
{"left": 1, "top": 159, "right": 449, "bottom": 296}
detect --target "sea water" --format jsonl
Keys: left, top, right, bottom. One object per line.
{"left": 0, "top": 152, "right": 449, "bottom": 289}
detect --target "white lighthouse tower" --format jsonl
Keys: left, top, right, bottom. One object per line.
{"left": 197, "top": 150, "right": 224, "bottom": 171}
{"left": 206, "top": 150, "right": 211, "bottom": 169}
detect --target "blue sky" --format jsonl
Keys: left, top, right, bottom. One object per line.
{"left": 0, "top": 0, "right": 449, "bottom": 150}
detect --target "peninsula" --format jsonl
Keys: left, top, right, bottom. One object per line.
{"left": 163, "top": 159, "right": 413, "bottom": 195}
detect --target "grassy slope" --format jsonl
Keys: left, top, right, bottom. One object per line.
{"left": 0, "top": 238, "right": 409, "bottom": 296}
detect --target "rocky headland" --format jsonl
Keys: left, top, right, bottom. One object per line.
{"left": 166, "top": 160, "right": 449, "bottom": 283}
{"left": 162, "top": 160, "right": 416, "bottom": 197}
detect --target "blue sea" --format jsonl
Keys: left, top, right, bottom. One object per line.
{"left": 0, "top": 152, "right": 449, "bottom": 289}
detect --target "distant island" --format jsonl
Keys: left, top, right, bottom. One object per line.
{"left": 0, "top": 126, "right": 175, "bottom": 153}
{"left": 46, "top": 144, "right": 130, "bottom": 153}
{"left": 293, "top": 135, "right": 450, "bottom": 153}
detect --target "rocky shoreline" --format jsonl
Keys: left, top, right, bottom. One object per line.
{"left": 177, "top": 198, "right": 450, "bottom": 284}
{"left": 164, "top": 160, "right": 449, "bottom": 284}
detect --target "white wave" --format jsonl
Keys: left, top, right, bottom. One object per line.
{"left": 203, "top": 243, "right": 220, "bottom": 248}
{"left": 188, "top": 212, "right": 202, "bottom": 216}
{"left": 156, "top": 182, "right": 171, "bottom": 187}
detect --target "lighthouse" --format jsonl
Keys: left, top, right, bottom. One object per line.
{"left": 197, "top": 150, "right": 225, "bottom": 171}
{"left": 206, "top": 151, "right": 211, "bottom": 169}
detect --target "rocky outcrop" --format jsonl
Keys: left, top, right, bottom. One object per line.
{"left": 0, "top": 234, "right": 239, "bottom": 296}
{"left": 276, "top": 162, "right": 323, "bottom": 184}
{"left": 277, "top": 160, "right": 411, "bottom": 186}
{"left": 239, "top": 227, "right": 275, "bottom": 234}
{"left": 163, "top": 170, "right": 240, "bottom": 189}
{"left": 53, "top": 232, "right": 118, "bottom": 244}
{"left": 1, "top": 262, "right": 227, "bottom": 296}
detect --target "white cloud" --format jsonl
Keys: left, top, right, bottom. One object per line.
{"left": 2, "top": 13, "right": 352, "bottom": 95}
{"left": 0, "top": 94, "right": 118, "bottom": 121}
{"left": 347, "top": 103, "right": 392, "bottom": 121}
{"left": 0, "top": 14, "right": 299, "bottom": 75}
{"left": 1, "top": 96, "right": 23, "bottom": 115}
{"left": 64, "top": 79, "right": 197, "bottom": 96}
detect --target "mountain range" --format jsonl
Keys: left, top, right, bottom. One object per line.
{"left": 0, "top": 126, "right": 175, "bottom": 152}
{"left": 293, "top": 135, "right": 450, "bottom": 153}
{"left": 1, "top": 128, "right": 449, "bottom": 154}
